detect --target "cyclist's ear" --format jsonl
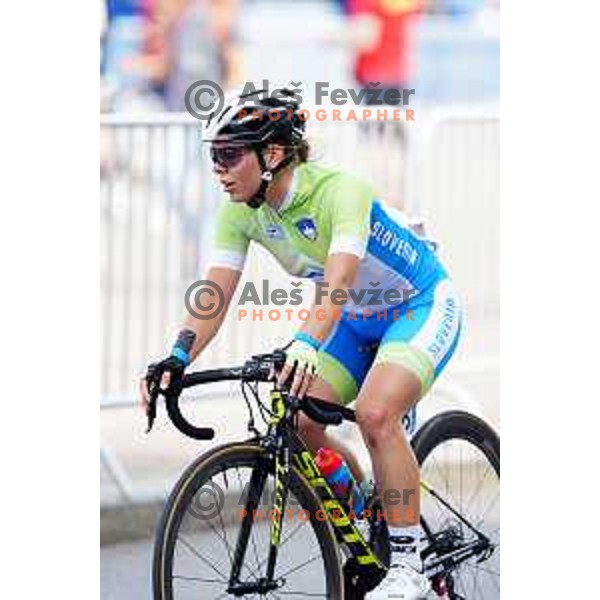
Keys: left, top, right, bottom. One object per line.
{"left": 263, "top": 144, "right": 285, "bottom": 170}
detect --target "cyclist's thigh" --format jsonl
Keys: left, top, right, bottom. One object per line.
{"left": 374, "top": 278, "right": 462, "bottom": 397}
{"left": 312, "top": 316, "right": 377, "bottom": 406}
{"left": 304, "top": 375, "right": 339, "bottom": 405}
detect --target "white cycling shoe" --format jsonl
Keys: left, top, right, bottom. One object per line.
{"left": 366, "top": 561, "right": 433, "bottom": 600}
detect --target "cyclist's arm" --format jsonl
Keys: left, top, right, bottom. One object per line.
{"left": 180, "top": 266, "right": 242, "bottom": 363}
{"left": 300, "top": 253, "right": 360, "bottom": 344}
{"left": 176, "top": 201, "right": 250, "bottom": 362}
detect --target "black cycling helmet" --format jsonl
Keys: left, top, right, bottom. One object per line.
{"left": 203, "top": 87, "right": 306, "bottom": 208}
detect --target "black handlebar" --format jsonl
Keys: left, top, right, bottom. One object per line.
{"left": 164, "top": 393, "right": 216, "bottom": 440}
{"left": 301, "top": 397, "right": 344, "bottom": 426}
{"left": 147, "top": 350, "right": 355, "bottom": 439}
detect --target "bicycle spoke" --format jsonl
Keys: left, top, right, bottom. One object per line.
{"left": 249, "top": 520, "right": 265, "bottom": 576}
{"left": 278, "top": 518, "right": 307, "bottom": 550}
{"left": 472, "top": 557, "right": 480, "bottom": 599}
{"left": 414, "top": 417, "right": 499, "bottom": 599}
{"left": 456, "top": 559, "right": 500, "bottom": 599}
{"left": 472, "top": 565, "right": 500, "bottom": 595}
{"left": 422, "top": 462, "right": 454, "bottom": 531}
{"left": 463, "top": 562, "right": 500, "bottom": 578}
{"left": 486, "top": 568, "right": 501, "bottom": 592}
{"left": 475, "top": 491, "right": 500, "bottom": 528}
{"left": 423, "top": 486, "right": 451, "bottom": 529}
{"left": 191, "top": 501, "right": 260, "bottom": 583}
{"left": 277, "top": 553, "right": 323, "bottom": 579}
{"left": 425, "top": 453, "right": 464, "bottom": 523}
{"left": 177, "top": 535, "right": 228, "bottom": 582}
{"left": 455, "top": 569, "right": 468, "bottom": 597}
{"left": 216, "top": 473, "right": 234, "bottom": 564}
{"left": 199, "top": 509, "right": 234, "bottom": 555}
{"left": 254, "top": 516, "right": 311, "bottom": 578}
{"left": 428, "top": 453, "right": 461, "bottom": 513}
{"left": 160, "top": 446, "right": 335, "bottom": 600}
{"left": 463, "top": 462, "right": 495, "bottom": 517}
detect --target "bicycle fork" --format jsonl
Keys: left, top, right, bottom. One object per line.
{"left": 227, "top": 391, "right": 290, "bottom": 596}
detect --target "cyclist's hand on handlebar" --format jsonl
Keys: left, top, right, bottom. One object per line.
{"left": 139, "top": 370, "right": 171, "bottom": 415}
{"left": 276, "top": 339, "right": 320, "bottom": 399}
{"left": 140, "top": 356, "right": 186, "bottom": 415}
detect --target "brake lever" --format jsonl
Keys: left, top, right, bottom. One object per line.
{"left": 271, "top": 348, "right": 287, "bottom": 371}
{"left": 145, "top": 383, "right": 159, "bottom": 434}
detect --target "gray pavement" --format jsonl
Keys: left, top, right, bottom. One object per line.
{"left": 103, "top": 521, "right": 341, "bottom": 599}
{"left": 102, "top": 516, "right": 499, "bottom": 599}
{"left": 102, "top": 538, "right": 152, "bottom": 600}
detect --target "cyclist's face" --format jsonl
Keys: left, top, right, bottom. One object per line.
{"left": 211, "top": 141, "right": 260, "bottom": 202}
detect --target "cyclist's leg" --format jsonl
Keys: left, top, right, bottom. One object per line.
{"left": 356, "top": 363, "right": 422, "bottom": 526}
{"left": 356, "top": 279, "right": 460, "bottom": 525}
{"left": 296, "top": 377, "right": 367, "bottom": 483}
{"left": 298, "top": 316, "right": 377, "bottom": 484}
{"left": 356, "top": 279, "right": 461, "bottom": 581}
{"left": 357, "top": 279, "right": 462, "bottom": 524}
{"left": 356, "top": 279, "right": 460, "bottom": 526}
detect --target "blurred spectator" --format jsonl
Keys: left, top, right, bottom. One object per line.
{"left": 102, "top": 0, "right": 167, "bottom": 112}
{"left": 102, "top": 0, "right": 240, "bottom": 113}
{"left": 154, "top": 0, "right": 240, "bottom": 112}
{"left": 345, "top": 0, "right": 423, "bottom": 104}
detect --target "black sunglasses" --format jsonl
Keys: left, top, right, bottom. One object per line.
{"left": 210, "top": 145, "right": 249, "bottom": 169}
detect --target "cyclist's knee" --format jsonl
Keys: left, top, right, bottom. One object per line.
{"left": 355, "top": 401, "right": 400, "bottom": 449}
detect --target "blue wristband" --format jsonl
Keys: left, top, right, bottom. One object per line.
{"left": 171, "top": 346, "right": 190, "bottom": 367}
{"left": 170, "top": 329, "right": 196, "bottom": 367}
{"left": 293, "top": 331, "right": 321, "bottom": 351}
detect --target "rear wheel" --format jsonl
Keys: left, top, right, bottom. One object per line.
{"left": 412, "top": 411, "right": 500, "bottom": 599}
{"left": 153, "top": 441, "right": 344, "bottom": 599}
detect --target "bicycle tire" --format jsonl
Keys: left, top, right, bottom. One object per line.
{"left": 411, "top": 410, "right": 500, "bottom": 599}
{"left": 153, "top": 441, "right": 344, "bottom": 599}
{"left": 412, "top": 411, "right": 499, "bottom": 471}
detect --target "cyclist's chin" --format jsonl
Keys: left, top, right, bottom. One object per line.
{"left": 225, "top": 180, "right": 260, "bottom": 203}
{"left": 229, "top": 192, "right": 250, "bottom": 203}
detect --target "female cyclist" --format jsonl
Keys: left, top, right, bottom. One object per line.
{"left": 141, "top": 88, "right": 461, "bottom": 600}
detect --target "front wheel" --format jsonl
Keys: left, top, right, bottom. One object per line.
{"left": 153, "top": 441, "right": 344, "bottom": 599}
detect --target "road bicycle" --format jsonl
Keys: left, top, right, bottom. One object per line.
{"left": 147, "top": 349, "right": 499, "bottom": 599}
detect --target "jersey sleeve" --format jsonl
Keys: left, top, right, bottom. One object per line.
{"left": 206, "top": 202, "right": 250, "bottom": 271}
{"left": 325, "top": 174, "right": 373, "bottom": 259}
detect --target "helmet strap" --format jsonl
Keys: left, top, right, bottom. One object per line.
{"left": 246, "top": 146, "right": 295, "bottom": 209}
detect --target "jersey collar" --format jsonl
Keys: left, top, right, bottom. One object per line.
{"left": 273, "top": 169, "right": 298, "bottom": 215}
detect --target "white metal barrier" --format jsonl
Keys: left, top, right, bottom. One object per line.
{"left": 408, "top": 106, "right": 500, "bottom": 424}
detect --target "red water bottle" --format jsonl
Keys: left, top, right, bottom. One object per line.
{"left": 314, "top": 447, "right": 365, "bottom": 518}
